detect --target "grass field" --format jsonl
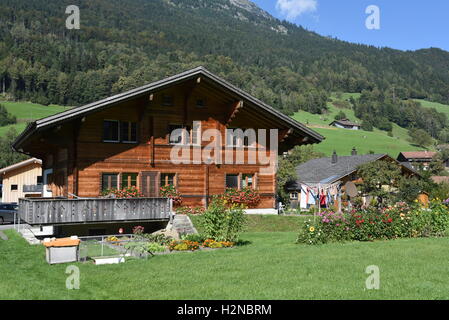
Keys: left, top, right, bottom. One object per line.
{"left": 292, "top": 94, "right": 426, "bottom": 156}
{"left": 191, "top": 214, "right": 308, "bottom": 233}
{"left": 2, "top": 226, "right": 449, "bottom": 300}
{"left": 416, "top": 99, "right": 449, "bottom": 119}
{"left": 0, "top": 101, "right": 69, "bottom": 137}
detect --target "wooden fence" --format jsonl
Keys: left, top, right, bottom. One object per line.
{"left": 19, "top": 197, "right": 172, "bottom": 225}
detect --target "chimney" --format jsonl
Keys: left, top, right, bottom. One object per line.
{"left": 331, "top": 151, "right": 338, "bottom": 164}
{"left": 351, "top": 147, "right": 357, "bottom": 156}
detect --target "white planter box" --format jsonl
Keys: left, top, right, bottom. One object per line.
{"left": 46, "top": 246, "right": 79, "bottom": 264}
{"left": 92, "top": 256, "right": 125, "bottom": 265}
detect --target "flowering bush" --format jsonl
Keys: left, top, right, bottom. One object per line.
{"left": 297, "top": 200, "right": 449, "bottom": 245}
{"left": 132, "top": 225, "right": 145, "bottom": 235}
{"left": 101, "top": 186, "right": 144, "bottom": 198}
{"left": 169, "top": 240, "right": 200, "bottom": 251}
{"left": 223, "top": 187, "right": 261, "bottom": 208}
{"left": 202, "top": 239, "right": 223, "bottom": 248}
{"left": 175, "top": 206, "right": 205, "bottom": 215}
{"left": 160, "top": 185, "right": 182, "bottom": 205}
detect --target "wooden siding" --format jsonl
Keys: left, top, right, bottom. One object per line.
{"left": 1, "top": 162, "right": 42, "bottom": 203}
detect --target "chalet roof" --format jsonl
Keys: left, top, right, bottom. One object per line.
{"left": 286, "top": 153, "right": 419, "bottom": 190}
{"left": 330, "top": 119, "right": 360, "bottom": 127}
{"left": 293, "top": 154, "right": 387, "bottom": 185}
{"left": 398, "top": 151, "right": 437, "bottom": 160}
{"left": 0, "top": 158, "right": 41, "bottom": 175}
{"left": 13, "top": 67, "right": 324, "bottom": 151}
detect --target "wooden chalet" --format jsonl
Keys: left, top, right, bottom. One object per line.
{"left": 13, "top": 67, "right": 323, "bottom": 221}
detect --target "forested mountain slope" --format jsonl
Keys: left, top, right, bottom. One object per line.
{"left": 0, "top": 0, "right": 448, "bottom": 135}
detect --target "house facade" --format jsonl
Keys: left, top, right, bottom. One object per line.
{"left": 13, "top": 67, "right": 323, "bottom": 210}
{"left": 396, "top": 151, "right": 438, "bottom": 171}
{"left": 0, "top": 158, "right": 43, "bottom": 203}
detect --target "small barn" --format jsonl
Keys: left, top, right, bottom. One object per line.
{"left": 329, "top": 119, "right": 361, "bottom": 130}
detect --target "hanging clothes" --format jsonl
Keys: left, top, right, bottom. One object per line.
{"left": 308, "top": 187, "right": 317, "bottom": 206}
{"left": 319, "top": 189, "right": 327, "bottom": 208}
{"left": 300, "top": 185, "right": 308, "bottom": 209}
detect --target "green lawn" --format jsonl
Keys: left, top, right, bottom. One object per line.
{"left": 191, "top": 214, "right": 308, "bottom": 233}
{"left": 292, "top": 94, "right": 425, "bottom": 157}
{"left": 310, "top": 127, "right": 423, "bottom": 157}
{"left": 1, "top": 101, "right": 68, "bottom": 121}
{"left": 0, "top": 101, "right": 69, "bottom": 137}
{"left": 416, "top": 99, "right": 449, "bottom": 119}
{"left": 2, "top": 228, "right": 449, "bottom": 299}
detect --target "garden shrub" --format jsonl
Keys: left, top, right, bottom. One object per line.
{"left": 181, "top": 233, "right": 206, "bottom": 243}
{"left": 141, "top": 233, "right": 173, "bottom": 246}
{"left": 202, "top": 197, "right": 246, "bottom": 242}
{"left": 147, "top": 242, "right": 167, "bottom": 253}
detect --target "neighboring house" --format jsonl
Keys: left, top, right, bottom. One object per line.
{"left": 329, "top": 119, "right": 361, "bottom": 130}
{"left": 13, "top": 66, "right": 324, "bottom": 212}
{"left": 396, "top": 151, "right": 438, "bottom": 171}
{"left": 0, "top": 158, "right": 43, "bottom": 203}
{"left": 287, "top": 149, "right": 418, "bottom": 209}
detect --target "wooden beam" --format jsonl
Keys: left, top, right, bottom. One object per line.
{"left": 226, "top": 100, "right": 244, "bottom": 126}
{"left": 279, "top": 128, "right": 293, "bottom": 143}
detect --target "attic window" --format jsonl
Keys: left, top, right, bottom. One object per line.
{"left": 121, "top": 121, "right": 137, "bottom": 143}
{"left": 103, "top": 120, "right": 120, "bottom": 142}
{"left": 162, "top": 95, "right": 174, "bottom": 106}
{"left": 196, "top": 99, "right": 206, "bottom": 108}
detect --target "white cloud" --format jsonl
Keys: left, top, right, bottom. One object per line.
{"left": 276, "top": 0, "right": 317, "bottom": 20}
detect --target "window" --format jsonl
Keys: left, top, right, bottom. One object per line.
{"left": 37, "top": 176, "right": 43, "bottom": 185}
{"left": 102, "top": 173, "right": 118, "bottom": 191}
{"left": 168, "top": 124, "right": 191, "bottom": 145}
{"left": 241, "top": 174, "right": 254, "bottom": 188}
{"left": 121, "top": 173, "right": 138, "bottom": 189}
{"left": 196, "top": 99, "right": 206, "bottom": 108}
{"left": 290, "top": 192, "right": 299, "bottom": 200}
{"left": 226, "top": 174, "right": 239, "bottom": 189}
{"left": 121, "top": 121, "right": 137, "bottom": 143}
{"left": 162, "top": 95, "right": 174, "bottom": 106}
{"left": 11, "top": 184, "right": 18, "bottom": 191}
{"left": 103, "top": 120, "right": 120, "bottom": 142}
{"left": 160, "top": 173, "right": 176, "bottom": 187}
{"left": 103, "top": 120, "right": 138, "bottom": 143}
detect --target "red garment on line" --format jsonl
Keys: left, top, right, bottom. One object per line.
{"left": 320, "top": 194, "right": 326, "bottom": 206}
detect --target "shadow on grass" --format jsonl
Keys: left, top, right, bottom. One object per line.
{"left": 235, "top": 239, "right": 252, "bottom": 246}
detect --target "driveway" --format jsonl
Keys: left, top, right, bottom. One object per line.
{"left": 0, "top": 224, "right": 15, "bottom": 231}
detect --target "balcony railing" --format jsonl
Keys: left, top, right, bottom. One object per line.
{"left": 19, "top": 197, "right": 172, "bottom": 225}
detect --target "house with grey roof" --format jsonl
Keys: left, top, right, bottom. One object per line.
{"left": 286, "top": 149, "right": 418, "bottom": 209}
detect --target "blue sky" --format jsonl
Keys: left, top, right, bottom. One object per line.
{"left": 252, "top": 0, "right": 449, "bottom": 51}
